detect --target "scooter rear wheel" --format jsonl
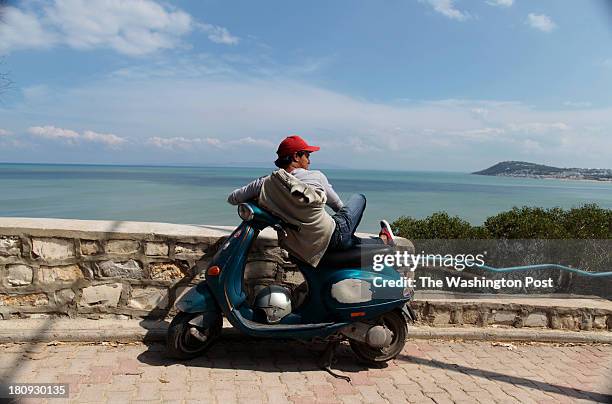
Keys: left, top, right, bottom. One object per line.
{"left": 166, "top": 311, "right": 222, "bottom": 360}
{"left": 349, "top": 310, "right": 407, "bottom": 365}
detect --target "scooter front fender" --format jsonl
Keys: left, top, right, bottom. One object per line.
{"left": 401, "top": 303, "right": 417, "bottom": 323}
{"left": 175, "top": 282, "right": 220, "bottom": 315}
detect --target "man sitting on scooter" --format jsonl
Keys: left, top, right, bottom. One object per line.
{"left": 227, "top": 135, "right": 395, "bottom": 266}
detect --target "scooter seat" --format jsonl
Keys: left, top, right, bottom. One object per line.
{"left": 317, "top": 243, "right": 395, "bottom": 269}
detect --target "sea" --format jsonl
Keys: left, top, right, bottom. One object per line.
{"left": 1, "top": 163, "right": 611, "bottom": 232}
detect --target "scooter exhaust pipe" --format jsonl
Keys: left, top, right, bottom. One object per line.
{"left": 189, "top": 327, "right": 208, "bottom": 342}
{"left": 341, "top": 323, "right": 394, "bottom": 349}
{"left": 366, "top": 325, "right": 393, "bottom": 348}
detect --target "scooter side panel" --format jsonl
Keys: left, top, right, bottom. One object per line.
{"left": 320, "top": 267, "right": 409, "bottom": 322}
{"left": 206, "top": 222, "right": 255, "bottom": 315}
{"left": 175, "top": 282, "right": 220, "bottom": 315}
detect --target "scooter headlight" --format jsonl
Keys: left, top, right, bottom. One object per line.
{"left": 238, "top": 203, "right": 255, "bottom": 221}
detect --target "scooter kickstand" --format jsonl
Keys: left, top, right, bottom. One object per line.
{"left": 318, "top": 342, "right": 351, "bottom": 383}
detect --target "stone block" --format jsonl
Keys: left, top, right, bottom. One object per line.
{"left": 80, "top": 240, "right": 101, "bottom": 255}
{"left": 550, "top": 314, "right": 579, "bottom": 330}
{"left": 78, "top": 262, "right": 95, "bottom": 279}
{"left": 580, "top": 314, "right": 593, "bottom": 331}
{"left": 524, "top": 312, "right": 548, "bottom": 327}
{"left": 0, "top": 237, "right": 21, "bottom": 256}
{"left": 55, "top": 288, "right": 76, "bottom": 305}
{"left": 27, "top": 313, "right": 51, "bottom": 319}
{"left": 593, "top": 315, "right": 607, "bottom": 330}
{"left": 98, "top": 260, "right": 144, "bottom": 278}
{"left": 450, "top": 309, "right": 462, "bottom": 324}
{"left": 245, "top": 261, "right": 278, "bottom": 280}
{"left": 105, "top": 240, "right": 140, "bottom": 255}
{"left": 79, "top": 283, "right": 123, "bottom": 307}
{"left": 461, "top": 309, "right": 479, "bottom": 325}
{"left": 31, "top": 238, "right": 75, "bottom": 261}
{"left": 0, "top": 293, "right": 48, "bottom": 306}
{"left": 492, "top": 311, "right": 517, "bottom": 325}
{"left": 429, "top": 308, "right": 451, "bottom": 325}
{"left": 39, "top": 264, "right": 84, "bottom": 284}
{"left": 175, "top": 243, "right": 206, "bottom": 259}
{"left": 145, "top": 242, "right": 169, "bottom": 256}
{"left": 7, "top": 264, "right": 33, "bottom": 286}
{"left": 128, "top": 287, "right": 169, "bottom": 310}
{"left": 249, "top": 247, "right": 286, "bottom": 264}
{"left": 148, "top": 262, "right": 185, "bottom": 281}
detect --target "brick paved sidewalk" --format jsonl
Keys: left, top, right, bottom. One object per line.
{"left": 1, "top": 338, "right": 610, "bottom": 403}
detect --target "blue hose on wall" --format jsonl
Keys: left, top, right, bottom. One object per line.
{"left": 475, "top": 263, "right": 612, "bottom": 277}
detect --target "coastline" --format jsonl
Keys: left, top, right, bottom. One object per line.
{"left": 473, "top": 161, "right": 612, "bottom": 183}
{"left": 475, "top": 174, "right": 612, "bottom": 184}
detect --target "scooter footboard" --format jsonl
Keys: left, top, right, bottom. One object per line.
{"left": 229, "top": 308, "right": 348, "bottom": 339}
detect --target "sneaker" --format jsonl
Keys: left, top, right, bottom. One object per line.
{"left": 379, "top": 219, "right": 396, "bottom": 246}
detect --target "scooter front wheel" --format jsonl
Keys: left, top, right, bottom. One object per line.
{"left": 166, "top": 311, "right": 222, "bottom": 360}
{"left": 349, "top": 310, "right": 407, "bottom": 365}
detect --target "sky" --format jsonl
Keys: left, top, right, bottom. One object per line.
{"left": 0, "top": 0, "right": 611, "bottom": 171}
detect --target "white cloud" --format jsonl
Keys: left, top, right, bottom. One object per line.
{"left": 527, "top": 13, "right": 557, "bottom": 33}
{"left": 147, "top": 136, "right": 273, "bottom": 150}
{"left": 27, "top": 125, "right": 127, "bottom": 148}
{"left": 447, "top": 122, "right": 573, "bottom": 142}
{"left": 486, "top": 0, "right": 513, "bottom": 7}
{"left": 106, "top": 53, "right": 331, "bottom": 82}
{"left": 507, "top": 122, "right": 570, "bottom": 134}
{"left": 0, "top": 0, "right": 238, "bottom": 55}
{"left": 199, "top": 23, "right": 240, "bottom": 45}
{"left": 0, "top": 7, "right": 55, "bottom": 55}
{"left": 563, "top": 101, "right": 592, "bottom": 108}
{"left": 521, "top": 139, "right": 543, "bottom": 154}
{"left": 44, "top": 0, "right": 192, "bottom": 55}
{"left": 82, "top": 130, "right": 127, "bottom": 146}
{"left": 471, "top": 107, "right": 489, "bottom": 119}
{"left": 226, "top": 137, "right": 274, "bottom": 148}
{"left": 28, "top": 125, "right": 80, "bottom": 141}
{"left": 420, "top": 0, "right": 470, "bottom": 21}
{"left": 6, "top": 71, "right": 612, "bottom": 170}
{"left": 147, "top": 136, "right": 222, "bottom": 150}
{"left": 0, "top": 129, "right": 13, "bottom": 136}
{"left": 22, "top": 85, "right": 51, "bottom": 103}
{"left": 109, "top": 54, "right": 237, "bottom": 79}
{"left": 450, "top": 127, "right": 506, "bottom": 140}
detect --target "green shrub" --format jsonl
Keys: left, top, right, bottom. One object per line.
{"left": 392, "top": 204, "right": 612, "bottom": 239}
{"left": 484, "top": 206, "right": 568, "bottom": 239}
{"left": 392, "top": 212, "right": 488, "bottom": 239}
{"left": 562, "top": 204, "right": 612, "bottom": 239}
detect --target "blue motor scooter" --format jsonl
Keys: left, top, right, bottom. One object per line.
{"left": 168, "top": 202, "right": 414, "bottom": 377}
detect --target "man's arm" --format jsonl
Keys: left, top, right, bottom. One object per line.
{"left": 318, "top": 172, "right": 344, "bottom": 212}
{"left": 227, "top": 176, "right": 267, "bottom": 205}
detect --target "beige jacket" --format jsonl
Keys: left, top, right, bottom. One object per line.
{"left": 258, "top": 169, "right": 336, "bottom": 267}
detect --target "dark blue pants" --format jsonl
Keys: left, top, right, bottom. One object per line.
{"left": 328, "top": 194, "right": 383, "bottom": 251}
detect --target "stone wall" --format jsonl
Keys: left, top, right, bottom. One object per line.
{"left": 0, "top": 218, "right": 290, "bottom": 320}
{"left": 409, "top": 294, "right": 612, "bottom": 332}
{"left": 1, "top": 218, "right": 610, "bottom": 332}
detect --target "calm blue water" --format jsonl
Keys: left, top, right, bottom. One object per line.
{"left": 1, "top": 163, "right": 611, "bottom": 232}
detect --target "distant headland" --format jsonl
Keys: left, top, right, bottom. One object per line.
{"left": 473, "top": 161, "right": 612, "bottom": 182}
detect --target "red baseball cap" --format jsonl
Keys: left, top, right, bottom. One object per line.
{"left": 276, "top": 135, "right": 320, "bottom": 157}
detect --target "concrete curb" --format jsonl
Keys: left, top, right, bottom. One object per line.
{"left": 407, "top": 326, "right": 612, "bottom": 344}
{"left": 1, "top": 319, "right": 610, "bottom": 344}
